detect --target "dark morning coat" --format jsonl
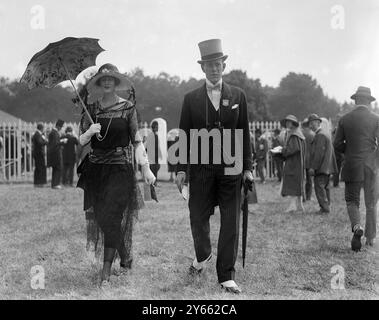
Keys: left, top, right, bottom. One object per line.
{"left": 310, "top": 127, "right": 338, "bottom": 175}
{"left": 47, "top": 128, "right": 63, "bottom": 168}
{"left": 281, "top": 128, "right": 306, "bottom": 197}
{"left": 176, "top": 82, "right": 253, "bottom": 173}
{"left": 32, "top": 130, "right": 47, "bottom": 166}
{"left": 334, "top": 105, "right": 379, "bottom": 182}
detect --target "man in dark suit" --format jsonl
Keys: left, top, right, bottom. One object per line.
{"left": 308, "top": 114, "right": 337, "bottom": 214}
{"left": 62, "top": 126, "right": 78, "bottom": 187}
{"left": 175, "top": 39, "right": 253, "bottom": 294}
{"left": 32, "top": 123, "right": 48, "bottom": 187}
{"left": 334, "top": 87, "right": 379, "bottom": 250}
{"left": 47, "top": 119, "right": 65, "bottom": 189}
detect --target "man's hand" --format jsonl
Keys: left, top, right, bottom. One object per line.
{"left": 309, "top": 169, "right": 315, "bottom": 176}
{"left": 243, "top": 170, "right": 254, "bottom": 182}
{"left": 175, "top": 171, "right": 186, "bottom": 192}
{"left": 142, "top": 164, "right": 156, "bottom": 185}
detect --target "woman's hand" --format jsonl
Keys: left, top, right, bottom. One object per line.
{"left": 88, "top": 123, "right": 101, "bottom": 136}
{"left": 79, "top": 123, "right": 102, "bottom": 145}
{"left": 142, "top": 164, "right": 156, "bottom": 185}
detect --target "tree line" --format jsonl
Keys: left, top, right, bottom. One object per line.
{"left": 1, "top": 70, "right": 377, "bottom": 129}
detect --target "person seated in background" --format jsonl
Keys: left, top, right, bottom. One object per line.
{"left": 62, "top": 126, "right": 79, "bottom": 187}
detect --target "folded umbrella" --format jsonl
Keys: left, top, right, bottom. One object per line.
{"left": 20, "top": 37, "right": 105, "bottom": 124}
{"left": 241, "top": 179, "right": 257, "bottom": 268}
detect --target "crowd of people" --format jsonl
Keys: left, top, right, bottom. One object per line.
{"left": 8, "top": 38, "right": 378, "bottom": 293}
{"left": 31, "top": 120, "right": 79, "bottom": 189}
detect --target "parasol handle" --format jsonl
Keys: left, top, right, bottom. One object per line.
{"left": 58, "top": 57, "right": 94, "bottom": 125}
{"left": 58, "top": 57, "right": 102, "bottom": 139}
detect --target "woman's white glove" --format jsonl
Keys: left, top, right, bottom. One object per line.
{"left": 79, "top": 123, "right": 101, "bottom": 145}
{"left": 141, "top": 164, "right": 156, "bottom": 185}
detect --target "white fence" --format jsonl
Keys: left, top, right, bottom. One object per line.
{"left": 0, "top": 121, "right": 283, "bottom": 183}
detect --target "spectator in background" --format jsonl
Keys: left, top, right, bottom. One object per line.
{"left": 167, "top": 134, "right": 179, "bottom": 182}
{"left": 47, "top": 119, "right": 66, "bottom": 189}
{"left": 308, "top": 114, "right": 337, "bottom": 214}
{"left": 31, "top": 123, "right": 48, "bottom": 187}
{"left": 301, "top": 118, "right": 315, "bottom": 201}
{"left": 0, "top": 135, "right": 4, "bottom": 180}
{"left": 146, "top": 121, "right": 161, "bottom": 186}
{"left": 334, "top": 86, "right": 379, "bottom": 250}
{"left": 271, "top": 128, "right": 284, "bottom": 182}
{"left": 280, "top": 115, "right": 306, "bottom": 213}
{"left": 62, "top": 126, "right": 79, "bottom": 187}
{"left": 332, "top": 123, "right": 344, "bottom": 187}
{"left": 254, "top": 128, "right": 268, "bottom": 183}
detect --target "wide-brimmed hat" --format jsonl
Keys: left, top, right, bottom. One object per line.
{"left": 350, "top": 86, "right": 376, "bottom": 102}
{"left": 280, "top": 115, "right": 299, "bottom": 127}
{"left": 87, "top": 63, "right": 133, "bottom": 92}
{"left": 308, "top": 113, "right": 322, "bottom": 123}
{"left": 197, "top": 39, "right": 228, "bottom": 64}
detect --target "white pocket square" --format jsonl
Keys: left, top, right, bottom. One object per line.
{"left": 231, "top": 104, "right": 239, "bottom": 109}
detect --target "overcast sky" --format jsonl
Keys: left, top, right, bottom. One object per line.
{"left": 0, "top": 0, "right": 378, "bottom": 103}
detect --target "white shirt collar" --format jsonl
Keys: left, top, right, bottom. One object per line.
{"left": 206, "top": 78, "right": 222, "bottom": 90}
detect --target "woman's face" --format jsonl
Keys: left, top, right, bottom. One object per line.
{"left": 99, "top": 76, "right": 116, "bottom": 93}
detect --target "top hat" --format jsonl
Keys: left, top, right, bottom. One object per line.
{"left": 308, "top": 113, "right": 322, "bottom": 123}
{"left": 55, "top": 119, "right": 64, "bottom": 128}
{"left": 350, "top": 86, "right": 376, "bottom": 102}
{"left": 197, "top": 39, "right": 228, "bottom": 64}
{"left": 87, "top": 63, "right": 133, "bottom": 92}
{"left": 280, "top": 115, "right": 299, "bottom": 128}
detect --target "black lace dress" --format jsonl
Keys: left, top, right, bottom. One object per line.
{"left": 77, "top": 99, "right": 144, "bottom": 263}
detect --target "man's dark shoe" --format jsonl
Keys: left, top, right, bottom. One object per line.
{"left": 351, "top": 227, "right": 364, "bottom": 251}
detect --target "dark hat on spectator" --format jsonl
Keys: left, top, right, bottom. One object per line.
{"left": 56, "top": 119, "right": 64, "bottom": 128}
{"left": 308, "top": 113, "right": 322, "bottom": 123}
{"left": 280, "top": 115, "right": 299, "bottom": 127}
{"left": 350, "top": 86, "right": 375, "bottom": 102}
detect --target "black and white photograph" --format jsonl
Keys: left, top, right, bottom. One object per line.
{"left": 0, "top": 0, "right": 378, "bottom": 306}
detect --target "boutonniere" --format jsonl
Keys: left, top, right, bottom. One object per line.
{"left": 222, "top": 99, "right": 229, "bottom": 107}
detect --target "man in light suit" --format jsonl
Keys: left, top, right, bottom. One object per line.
{"left": 308, "top": 113, "right": 337, "bottom": 214}
{"left": 334, "top": 87, "right": 379, "bottom": 251}
{"left": 175, "top": 39, "right": 253, "bottom": 294}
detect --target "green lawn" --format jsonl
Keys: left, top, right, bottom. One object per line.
{"left": 0, "top": 179, "right": 378, "bottom": 300}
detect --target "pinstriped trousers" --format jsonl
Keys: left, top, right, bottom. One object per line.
{"left": 189, "top": 164, "right": 242, "bottom": 283}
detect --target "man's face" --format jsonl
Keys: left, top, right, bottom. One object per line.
{"left": 201, "top": 59, "right": 226, "bottom": 84}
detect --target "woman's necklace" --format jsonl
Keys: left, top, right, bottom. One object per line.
{"left": 95, "top": 97, "right": 120, "bottom": 142}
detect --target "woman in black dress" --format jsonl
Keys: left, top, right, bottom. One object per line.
{"left": 77, "top": 64, "right": 155, "bottom": 285}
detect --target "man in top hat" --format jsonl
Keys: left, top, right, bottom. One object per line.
{"left": 308, "top": 113, "right": 337, "bottom": 214}
{"left": 334, "top": 86, "right": 379, "bottom": 250}
{"left": 175, "top": 39, "right": 253, "bottom": 294}
{"left": 47, "top": 119, "right": 67, "bottom": 189}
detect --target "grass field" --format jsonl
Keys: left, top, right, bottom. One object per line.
{"left": 0, "top": 177, "right": 378, "bottom": 300}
